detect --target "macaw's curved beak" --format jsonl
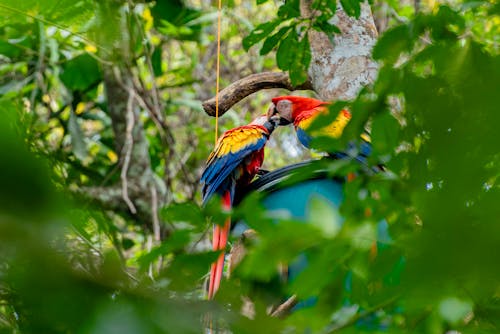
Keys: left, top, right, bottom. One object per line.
{"left": 266, "top": 104, "right": 278, "bottom": 119}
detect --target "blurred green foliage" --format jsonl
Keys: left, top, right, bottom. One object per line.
{"left": 0, "top": 0, "right": 499, "bottom": 333}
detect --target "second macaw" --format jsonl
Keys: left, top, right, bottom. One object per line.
{"left": 267, "top": 96, "right": 351, "bottom": 146}
{"left": 267, "top": 95, "right": 375, "bottom": 168}
{"left": 201, "top": 115, "right": 279, "bottom": 299}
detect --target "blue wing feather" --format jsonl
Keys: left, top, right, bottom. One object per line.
{"left": 296, "top": 126, "right": 312, "bottom": 148}
{"left": 201, "top": 134, "right": 267, "bottom": 204}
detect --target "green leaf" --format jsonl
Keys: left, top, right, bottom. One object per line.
{"left": 155, "top": 5, "right": 210, "bottom": 41}
{"left": 308, "top": 101, "right": 350, "bottom": 133}
{"left": 340, "top": 0, "right": 361, "bottom": 18}
{"left": 276, "top": 30, "right": 298, "bottom": 71}
{"left": 488, "top": 1, "right": 500, "bottom": 15}
{"left": 288, "top": 243, "right": 346, "bottom": 300}
{"left": 162, "top": 252, "right": 218, "bottom": 291}
{"left": 426, "top": 6, "right": 465, "bottom": 41}
{"left": 326, "top": 0, "right": 338, "bottom": 13}
{"left": 68, "top": 110, "right": 87, "bottom": 161}
{"left": 436, "top": 5, "right": 465, "bottom": 30}
{"left": 257, "top": 0, "right": 269, "bottom": 4}
{"left": 438, "top": 297, "right": 473, "bottom": 326}
{"left": 350, "top": 222, "right": 376, "bottom": 250}
{"left": 239, "top": 220, "right": 322, "bottom": 280}
{"left": 160, "top": 202, "right": 204, "bottom": 227}
{"left": 242, "top": 20, "right": 281, "bottom": 51}
{"left": 288, "top": 35, "right": 311, "bottom": 85}
{"left": 121, "top": 238, "right": 134, "bottom": 250}
{"left": 277, "top": 0, "right": 301, "bottom": 19}
{"left": 60, "top": 53, "right": 101, "bottom": 92}
{"left": 0, "top": 39, "right": 22, "bottom": 58}
{"left": 372, "top": 24, "right": 412, "bottom": 63}
{"left": 371, "top": 111, "right": 400, "bottom": 156}
{"left": 151, "top": 47, "right": 163, "bottom": 76}
{"left": 313, "top": 19, "right": 341, "bottom": 34}
{"left": 260, "top": 25, "right": 292, "bottom": 55}
{"left": 136, "top": 230, "right": 193, "bottom": 270}
{"left": 158, "top": 20, "right": 195, "bottom": 40}
{"left": 307, "top": 196, "right": 342, "bottom": 238}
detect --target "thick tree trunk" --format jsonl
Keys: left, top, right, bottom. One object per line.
{"left": 79, "top": 1, "right": 169, "bottom": 237}
{"left": 302, "top": 0, "right": 379, "bottom": 101}
{"left": 101, "top": 66, "right": 165, "bottom": 231}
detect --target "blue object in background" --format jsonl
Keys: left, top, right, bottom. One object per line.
{"left": 233, "top": 159, "right": 392, "bottom": 312}
{"left": 232, "top": 160, "right": 345, "bottom": 235}
{"left": 261, "top": 178, "right": 343, "bottom": 221}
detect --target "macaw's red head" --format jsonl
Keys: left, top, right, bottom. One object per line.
{"left": 267, "top": 95, "right": 328, "bottom": 125}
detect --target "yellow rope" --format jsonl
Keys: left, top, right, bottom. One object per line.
{"left": 214, "top": 0, "right": 222, "bottom": 144}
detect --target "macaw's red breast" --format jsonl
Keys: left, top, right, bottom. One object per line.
{"left": 242, "top": 148, "right": 265, "bottom": 183}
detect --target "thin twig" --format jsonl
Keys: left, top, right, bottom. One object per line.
{"left": 150, "top": 184, "right": 161, "bottom": 243}
{"left": 86, "top": 50, "right": 115, "bottom": 66}
{"left": 189, "top": 227, "right": 211, "bottom": 253}
{"left": 270, "top": 295, "right": 298, "bottom": 318}
{"left": 120, "top": 86, "right": 137, "bottom": 214}
{"left": 146, "top": 234, "right": 154, "bottom": 280}
{"left": 327, "top": 295, "right": 400, "bottom": 333}
{"left": 150, "top": 184, "right": 165, "bottom": 270}
{"left": 131, "top": 83, "right": 196, "bottom": 187}
{"left": 130, "top": 4, "right": 163, "bottom": 123}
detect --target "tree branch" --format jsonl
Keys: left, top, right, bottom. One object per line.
{"left": 326, "top": 295, "right": 399, "bottom": 333}
{"left": 270, "top": 295, "right": 298, "bottom": 318}
{"left": 201, "top": 72, "right": 313, "bottom": 116}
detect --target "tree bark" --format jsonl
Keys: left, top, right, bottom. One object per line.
{"left": 80, "top": 1, "right": 169, "bottom": 236}
{"left": 202, "top": 72, "right": 312, "bottom": 117}
{"left": 301, "top": 0, "right": 379, "bottom": 101}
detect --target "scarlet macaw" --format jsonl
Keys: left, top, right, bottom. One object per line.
{"left": 266, "top": 96, "right": 351, "bottom": 147}
{"left": 267, "top": 95, "right": 374, "bottom": 166}
{"left": 201, "top": 115, "right": 279, "bottom": 299}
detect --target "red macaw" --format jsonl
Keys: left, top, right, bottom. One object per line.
{"left": 267, "top": 95, "right": 355, "bottom": 148}
{"left": 201, "top": 115, "right": 279, "bottom": 299}
{"left": 267, "top": 95, "right": 374, "bottom": 166}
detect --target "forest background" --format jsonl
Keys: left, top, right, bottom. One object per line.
{"left": 0, "top": 0, "right": 499, "bottom": 333}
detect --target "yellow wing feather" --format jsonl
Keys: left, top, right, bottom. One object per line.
{"left": 207, "top": 126, "right": 267, "bottom": 162}
{"left": 301, "top": 109, "right": 352, "bottom": 139}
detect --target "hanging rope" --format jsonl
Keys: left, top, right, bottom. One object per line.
{"left": 207, "top": 3, "right": 223, "bottom": 329}
{"left": 214, "top": 0, "right": 222, "bottom": 144}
